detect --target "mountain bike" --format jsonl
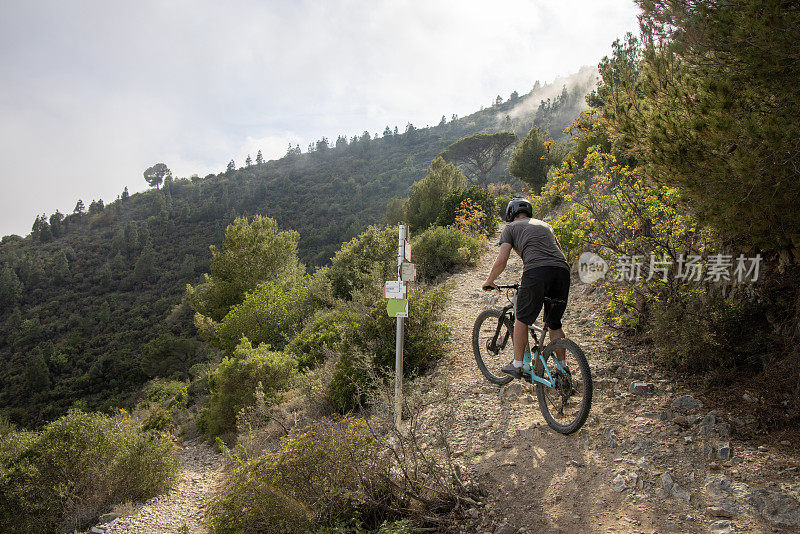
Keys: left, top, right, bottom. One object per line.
{"left": 472, "top": 283, "right": 592, "bottom": 434}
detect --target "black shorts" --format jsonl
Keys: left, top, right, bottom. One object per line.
{"left": 515, "top": 266, "right": 570, "bottom": 329}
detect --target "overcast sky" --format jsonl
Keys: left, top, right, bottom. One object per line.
{"left": 0, "top": 0, "right": 639, "bottom": 237}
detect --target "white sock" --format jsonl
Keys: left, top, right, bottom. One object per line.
{"left": 512, "top": 360, "right": 523, "bottom": 368}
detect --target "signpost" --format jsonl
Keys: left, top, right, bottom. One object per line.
{"left": 389, "top": 224, "right": 415, "bottom": 429}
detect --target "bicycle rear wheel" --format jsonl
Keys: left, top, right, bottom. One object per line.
{"left": 472, "top": 309, "right": 514, "bottom": 385}
{"left": 533, "top": 338, "right": 592, "bottom": 434}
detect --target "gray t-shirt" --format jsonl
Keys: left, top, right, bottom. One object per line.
{"left": 499, "top": 218, "right": 570, "bottom": 272}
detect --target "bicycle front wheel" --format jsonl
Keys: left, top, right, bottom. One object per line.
{"left": 472, "top": 309, "right": 514, "bottom": 385}
{"left": 533, "top": 338, "right": 592, "bottom": 434}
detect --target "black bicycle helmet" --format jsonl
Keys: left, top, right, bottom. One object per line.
{"left": 505, "top": 197, "right": 533, "bottom": 222}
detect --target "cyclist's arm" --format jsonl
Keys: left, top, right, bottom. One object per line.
{"left": 483, "top": 243, "right": 512, "bottom": 290}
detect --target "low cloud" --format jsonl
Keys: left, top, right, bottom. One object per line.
{"left": 0, "top": 0, "right": 639, "bottom": 236}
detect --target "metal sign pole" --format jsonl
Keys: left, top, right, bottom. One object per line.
{"left": 395, "top": 224, "right": 406, "bottom": 429}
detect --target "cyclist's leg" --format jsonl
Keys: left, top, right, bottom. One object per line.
{"left": 502, "top": 273, "right": 544, "bottom": 377}
{"left": 515, "top": 271, "right": 545, "bottom": 347}
{"left": 544, "top": 267, "right": 571, "bottom": 363}
{"left": 513, "top": 317, "right": 528, "bottom": 363}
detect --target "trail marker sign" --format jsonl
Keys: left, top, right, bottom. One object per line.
{"left": 384, "top": 280, "right": 407, "bottom": 299}
{"left": 400, "top": 262, "right": 417, "bottom": 282}
{"left": 386, "top": 298, "right": 408, "bottom": 318}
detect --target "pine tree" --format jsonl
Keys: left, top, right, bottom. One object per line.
{"left": 49, "top": 211, "right": 64, "bottom": 238}
{"left": 226, "top": 160, "right": 236, "bottom": 173}
{"left": 51, "top": 250, "right": 70, "bottom": 284}
{"left": 121, "top": 186, "right": 129, "bottom": 201}
{"left": 0, "top": 267, "right": 22, "bottom": 309}
{"left": 133, "top": 244, "right": 157, "bottom": 283}
{"left": 256, "top": 150, "right": 264, "bottom": 165}
{"left": 245, "top": 154, "right": 253, "bottom": 167}
{"left": 73, "top": 199, "right": 85, "bottom": 215}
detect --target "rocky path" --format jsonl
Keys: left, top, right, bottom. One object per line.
{"left": 433, "top": 237, "right": 800, "bottom": 534}
{"left": 91, "top": 440, "right": 225, "bottom": 534}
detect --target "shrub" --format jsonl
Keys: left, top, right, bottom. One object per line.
{"left": 411, "top": 226, "right": 483, "bottom": 282}
{"left": 436, "top": 186, "right": 498, "bottom": 236}
{"left": 0, "top": 409, "right": 178, "bottom": 533}
{"left": 208, "top": 415, "right": 390, "bottom": 533}
{"left": 549, "top": 207, "right": 586, "bottom": 264}
{"left": 210, "top": 383, "right": 481, "bottom": 532}
{"left": 199, "top": 340, "right": 297, "bottom": 437}
{"left": 405, "top": 157, "right": 466, "bottom": 233}
{"left": 325, "top": 284, "right": 451, "bottom": 412}
{"left": 284, "top": 307, "right": 342, "bottom": 370}
{"left": 215, "top": 279, "right": 311, "bottom": 353}
{"left": 137, "top": 378, "right": 189, "bottom": 432}
{"left": 648, "top": 287, "right": 767, "bottom": 377}
{"left": 327, "top": 225, "right": 396, "bottom": 301}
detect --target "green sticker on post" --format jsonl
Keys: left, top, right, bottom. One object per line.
{"left": 386, "top": 298, "right": 408, "bottom": 318}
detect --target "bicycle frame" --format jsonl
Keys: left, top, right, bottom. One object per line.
{"left": 494, "top": 302, "right": 566, "bottom": 388}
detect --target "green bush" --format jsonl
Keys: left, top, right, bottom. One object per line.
{"left": 285, "top": 307, "right": 344, "bottom": 370}
{"left": 648, "top": 288, "right": 767, "bottom": 377}
{"left": 208, "top": 415, "right": 392, "bottom": 533}
{"left": 327, "top": 225, "right": 396, "bottom": 301}
{"left": 436, "top": 186, "right": 498, "bottom": 236}
{"left": 137, "top": 378, "right": 189, "bottom": 432}
{"left": 411, "top": 225, "right": 483, "bottom": 282}
{"left": 325, "top": 284, "right": 451, "bottom": 412}
{"left": 215, "top": 279, "right": 311, "bottom": 353}
{"left": 0, "top": 409, "right": 178, "bottom": 533}
{"left": 549, "top": 208, "right": 585, "bottom": 264}
{"left": 199, "top": 340, "right": 297, "bottom": 437}
{"left": 405, "top": 156, "right": 466, "bottom": 233}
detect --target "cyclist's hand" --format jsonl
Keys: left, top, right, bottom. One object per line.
{"left": 482, "top": 281, "right": 498, "bottom": 291}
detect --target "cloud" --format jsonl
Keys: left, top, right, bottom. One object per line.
{"left": 0, "top": 0, "right": 639, "bottom": 236}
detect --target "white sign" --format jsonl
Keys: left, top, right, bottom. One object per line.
{"left": 400, "top": 262, "right": 417, "bottom": 282}
{"left": 404, "top": 241, "right": 411, "bottom": 262}
{"left": 384, "top": 280, "right": 407, "bottom": 299}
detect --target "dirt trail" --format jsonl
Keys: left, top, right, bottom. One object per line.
{"left": 434, "top": 233, "right": 800, "bottom": 534}
{"left": 91, "top": 440, "right": 225, "bottom": 534}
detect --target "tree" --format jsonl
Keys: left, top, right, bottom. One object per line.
{"left": 50, "top": 250, "right": 70, "bottom": 285}
{"left": 598, "top": 2, "right": 800, "bottom": 251}
{"left": 99, "top": 262, "right": 113, "bottom": 289}
{"left": 405, "top": 156, "right": 467, "bottom": 232}
{"left": 31, "top": 215, "right": 52, "bottom": 243}
{"left": 383, "top": 197, "right": 408, "bottom": 227}
{"left": 441, "top": 132, "right": 518, "bottom": 185}
{"left": 508, "top": 127, "right": 564, "bottom": 193}
{"left": 0, "top": 267, "right": 22, "bottom": 309}
{"left": 256, "top": 150, "right": 264, "bottom": 165}
{"left": 73, "top": 200, "right": 85, "bottom": 215}
{"left": 245, "top": 154, "right": 252, "bottom": 167}
{"left": 133, "top": 243, "right": 157, "bottom": 283}
{"left": 226, "top": 160, "right": 236, "bottom": 173}
{"left": 383, "top": 126, "right": 392, "bottom": 137}
{"left": 121, "top": 186, "right": 129, "bottom": 201}
{"left": 143, "top": 163, "right": 171, "bottom": 189}
{"left": 186, "top": 215, "right": 302, "bottom": 322}
{"left": 88, "top": 199, "right": 104, "bottom": 215}
{"left": 142, "top": 333, "right": 209, "bottom": 379}
{"left": 49, "top": 211, "right": 64, "bottom": 238}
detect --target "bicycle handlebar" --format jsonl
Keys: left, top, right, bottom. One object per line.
{"left": 482, "top": 282, "right": 519, "bottom": 291}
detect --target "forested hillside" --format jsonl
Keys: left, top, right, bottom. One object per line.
{"left": 0, "top": 68, "right": 596, "bottom": 426}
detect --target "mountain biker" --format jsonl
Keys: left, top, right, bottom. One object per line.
{"left": 482, "top": 197, "right": 570, "bottom": 379}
